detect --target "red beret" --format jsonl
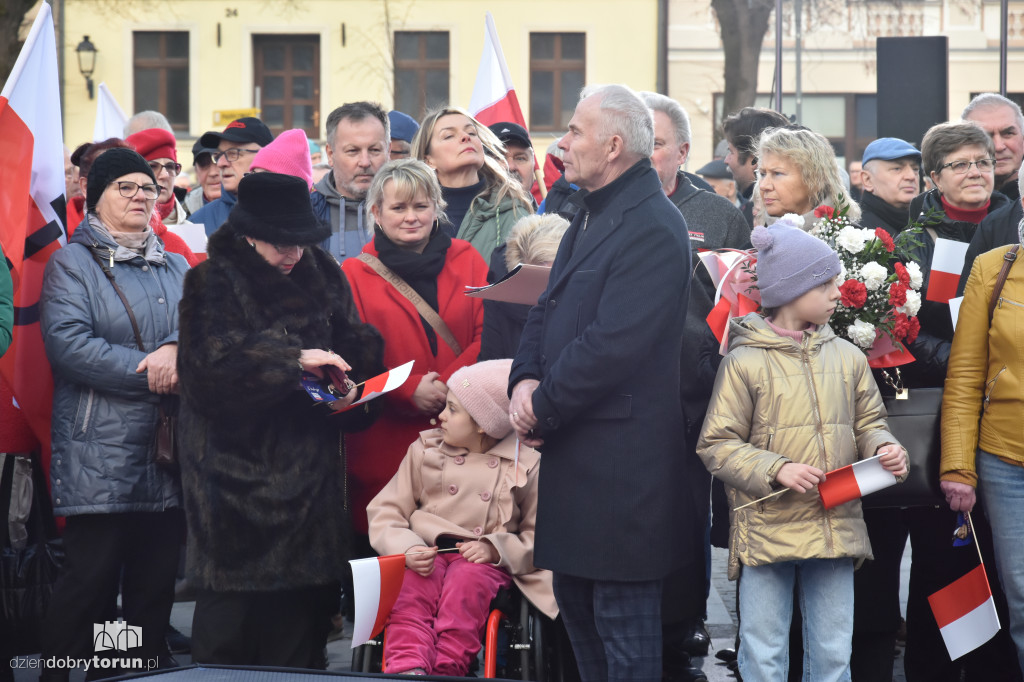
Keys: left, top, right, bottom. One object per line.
{"left": 126, "top": 128, "right": 177, "bottom": 162}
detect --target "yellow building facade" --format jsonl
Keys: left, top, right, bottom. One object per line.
{"left": 58, "top": 0, "right": 661, "bottom": 161}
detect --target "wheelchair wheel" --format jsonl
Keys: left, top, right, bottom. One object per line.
{"left": 350, "top": 634, "right": 384, "bottom": 673}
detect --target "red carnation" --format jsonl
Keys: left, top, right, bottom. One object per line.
{"left": 906, "top": 316, "right": 921, "bottom": 344}
{"left": 839, "top": 279, "right": 868, "bottom": 308}
{"left": 875, "top": 228, "right": 896, "bottom": 253}
{"left": 814, "top": 205, "right": 835, "bottom": 219}
{"left": 892, "top": 312, "right": 910, "bottom": 340}
{"left": 889, "top": 281, "right": 908, "bottom": 308}
{"left": 894, "top": 261, "right": 910, "bottom": 286}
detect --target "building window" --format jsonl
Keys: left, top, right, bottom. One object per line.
{"left": 393, "top": 32, "right": 450, "bottom": 121}
{"left": 133, "top": 32, "right": 189, "bottom": 132}
{"left": 253, "top": 35, "right": 320, "bottom": 138}
{"left": 529, "top": 33, "right": 585, "bottom": 132}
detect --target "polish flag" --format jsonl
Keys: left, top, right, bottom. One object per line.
{"left": 93, "top": 82, "right": 128, "bottom": 142}
{"left": 335, "top": 360, "right": 414, "bottom": 412}
{"left": 468, "top": 12, "right": 527, "bottom": 130}
{"left": 928, "top": 564, "right": 1001, "bottom": 660}
{"left": 817, "top": 456, "right": 898, "bottom": 509}
{"left": 349, "top": 554, "right": 407, "bottom": 647}
{"left": 0, "top": 2, "right": 66, "bottom": 474}
{"left": 926, "top": 238, "right": 970, "bottom": 303}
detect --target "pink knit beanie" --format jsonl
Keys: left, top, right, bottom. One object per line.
{"left": 447, "top": 359, "right": 514, "bottom": 439}
{"left": 251, "top": 128, "right": 314, "bottom": 189}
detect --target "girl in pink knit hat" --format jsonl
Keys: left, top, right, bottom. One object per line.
{"left": 366, "top": 358, "right": 556, "bottom": 676}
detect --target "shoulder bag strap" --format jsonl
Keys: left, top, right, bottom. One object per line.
{"left": 988, "top": 244, "right": 1021, "bottom": 322}
{"left": 90, "top": 253, "right": 147, "bottom": 352}
{"left": 357, "top": 253, "right": 463, "bottom": 356}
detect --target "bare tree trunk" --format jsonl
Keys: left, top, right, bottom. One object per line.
{"left": 711, "top": 0, "right": 775, "bottom": 119}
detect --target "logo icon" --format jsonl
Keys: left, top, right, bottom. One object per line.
{"left": 93, "top": 621, "right": 142, "bottom": 652}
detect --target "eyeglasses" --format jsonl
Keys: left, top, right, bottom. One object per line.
{"left": 111, "top": 181, "right": 160, "bottom": 200}
{"left": 272, "top": 244, "right": 306, "bottom": 255}
{"left": 148, "top": 161, "right": 182, "bottom": 175}
{"left": 939, "top": 158, "right": 996, "bottom": 175}
{"left": 212, "top": 147, "right": 260, "bottom": 163}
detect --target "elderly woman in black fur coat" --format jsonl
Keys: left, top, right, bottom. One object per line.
{"left": 176, "top": 172, "right": 384, "bottom": 667}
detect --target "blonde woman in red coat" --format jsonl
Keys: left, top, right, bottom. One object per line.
{"left": 341, "top": 159, "right": 487, "bottom": 543}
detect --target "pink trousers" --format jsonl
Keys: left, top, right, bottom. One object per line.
{"left": 384, "top": 552, "right": 512, "bottom": 675}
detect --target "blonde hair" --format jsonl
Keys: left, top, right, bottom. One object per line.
{"left": 504, "top": 214, "right": 571, "bottom": 272}
{"left": 756, "top": 126, "right": 862, "bottom": 222}
{"left": 365, "top": 158, "right": 448, "bottom": 226}
{"left": 411, "top": 106, "right": 533, "bottom": 211}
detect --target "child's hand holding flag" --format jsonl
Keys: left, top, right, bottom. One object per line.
{"left": 876, "top": 443, "right": 908, "bottom": 477}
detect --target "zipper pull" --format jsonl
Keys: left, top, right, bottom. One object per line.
{"left": 108, "top": 249, "right": 114, "bottom": 268}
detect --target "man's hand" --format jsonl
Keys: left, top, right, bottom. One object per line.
{"left": 458, "top": 540, "right": 499, "bottom": 564}
{"left": 776, "top": 462, "right": 826, "bottom": 493}
{"left": 941, "top": 480, "right": 977, "bottom": 513}
{"left": 510, "top": 379, "right": 543, "bottom": 446}
{"left": 877, "top": 444, "right": 908, "bottom": 478}
{"left": 405, "top": 545, "right": 438, "bottom": 577}
{"left": 136, "top": 343, "right": 178, "bottom": 394}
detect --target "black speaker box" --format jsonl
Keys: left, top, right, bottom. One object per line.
{"left": 876, "top": 36, "right": 949, "bottom": 148}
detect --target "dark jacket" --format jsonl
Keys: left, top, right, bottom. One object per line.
{"left": 859, "top": 190, "right": 910, "bottom": 236}
{"left": 177, "top": 223, "right": 384, "bottom": 591}
{"left": 509, "top": 159, "right": 691, "bottom": 581}
{"left": 538, "top": 175, "right": 577, "bottom": 218}
{"left": 901, "top": 189, "right": 1010, "bottom": 388}
{"left": 479, "top": 244, "right": 531, "bottom": 362}
{"left": 191, "top": 187, "right": 237, "bottom": 237}
{"left": 958, "top": 198, "right": 1023, "bottom": 295}
{"left": 40, "top": 218, "right": 188, "bottom": 515}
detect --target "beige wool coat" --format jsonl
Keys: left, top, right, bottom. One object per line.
{"left": 698, "top": 314, "right": 901, "bottom": 580}
{"left": 367, "top": 429, "right": 557, "bottom": 619}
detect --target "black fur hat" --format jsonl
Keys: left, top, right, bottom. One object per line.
{"left": 229, "top": 172, "right": 330, "bottom": 245}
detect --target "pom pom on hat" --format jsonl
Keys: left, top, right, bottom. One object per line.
{"left": 251, "top": 129, "right": 314, "bottom": 189}
{"left": 447, "top": 359, "right": 514, "bottom": 440}
{"left": 754, "top": 220, "right": 841, "bottom": 308}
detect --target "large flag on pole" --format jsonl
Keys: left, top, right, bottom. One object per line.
{"left": 468, "top": 12, "right": 527, "bottom": 129}
{"left": 94, "top": 82, "right": 128, "bottom": 141}
{"left": 0, "top": 1, "right": 66, "bottom": 463}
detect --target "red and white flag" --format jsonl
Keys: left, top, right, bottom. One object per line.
{"left": 0, "top": 2, "right": 66, "bottom": 464}
{"left": 817, "top": 456, "right": 898, "bottom": 509}
{"left": 929, "top": 564, "right": 1001, "bottom": 660}
{"left": 468, "top": 12, "right": 527, "bottom": 129}
{"left": 349, "top": 554, "right": 407, "bottom": 647}
{"left": 334, "top": 360, "right": 414, "bottom": 413}
{"left": 926, "top": 238, "right": 970, "bottom": 304}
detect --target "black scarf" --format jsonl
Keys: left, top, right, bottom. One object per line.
{"left": 374, "top": 227, "right": 452, "bottom": 355}
{"left": 860, "top": 191, "right": 910, "bottom": 233}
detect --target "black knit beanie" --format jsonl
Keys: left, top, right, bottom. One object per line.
{"left": 86, "top": 148, "right": 157, "bottom": 211}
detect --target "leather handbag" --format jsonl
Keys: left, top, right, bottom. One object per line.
{"left": 865, "top": 245, "right": 1020, "bottom": 508}
{"left": 91, "top": 254, "right": 178, "bottom": 468}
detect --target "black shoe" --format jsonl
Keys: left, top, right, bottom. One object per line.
{"left": 166, "top": 624, "right": 191, "bottom": 655}
{"left": 681, "top": 621, "right": 711, "bottom": 657}
{"left": 663, "top": 663, "right": 709, "bottom": 682}
{"left": 715, "top": 648, "right": 737, "bottom": 663}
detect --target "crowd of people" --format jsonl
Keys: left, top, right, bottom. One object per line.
{"left": 4, "top": 81, "right": 1024, "bottom": 682}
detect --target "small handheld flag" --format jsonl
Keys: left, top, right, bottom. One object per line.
{"left": 349, "top": 554, "right": 406, "bottom": 647}
{"left": 817, "top": 456, "right": 899, "bottom": 509}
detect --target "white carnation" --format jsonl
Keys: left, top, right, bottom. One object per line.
{"left": 836, "top": 225, "right": 869, "bottom": 254}
{"left": 781, "top": 213, "right": 805, "bottom": 228}
{"left": 899, "top": 289, "right": 922, "bottom": 317}
{"left": 847, "top": 319, "right": 877, "bottom": 348}
{"left": 905, "top": 262, "right": 924, "bottom": 289}
{"left": 859, "top": 261, "right": 889, "bottom": 290}
{"left": 838, "top": 260, "right": 847, "bottom": 282}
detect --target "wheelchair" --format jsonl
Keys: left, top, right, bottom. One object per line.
{"left": 351, "top": 585, "right": 578, "bottom": 681}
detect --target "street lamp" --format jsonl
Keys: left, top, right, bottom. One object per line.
{"left": 76, "top": 35, "right": 97, "bottom": 99}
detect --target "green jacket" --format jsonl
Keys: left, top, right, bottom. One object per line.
{"left": 458, "top": 189, "right": 531, "bottom": 263}
{"left": 0, "top": 244, "right": 12, "bottom": 358}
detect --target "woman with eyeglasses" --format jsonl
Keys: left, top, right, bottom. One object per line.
{"left": 38, "top": 148, "right": 190, "bottom": 678}
{"left": 891, "top": 120, "right": 1020, "bottom": 682}
{"left": 175, "top": 172, "right": 383, "bottom": 666}
{"left": 67, "top": 137, "right": 199, "bottom": 266}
